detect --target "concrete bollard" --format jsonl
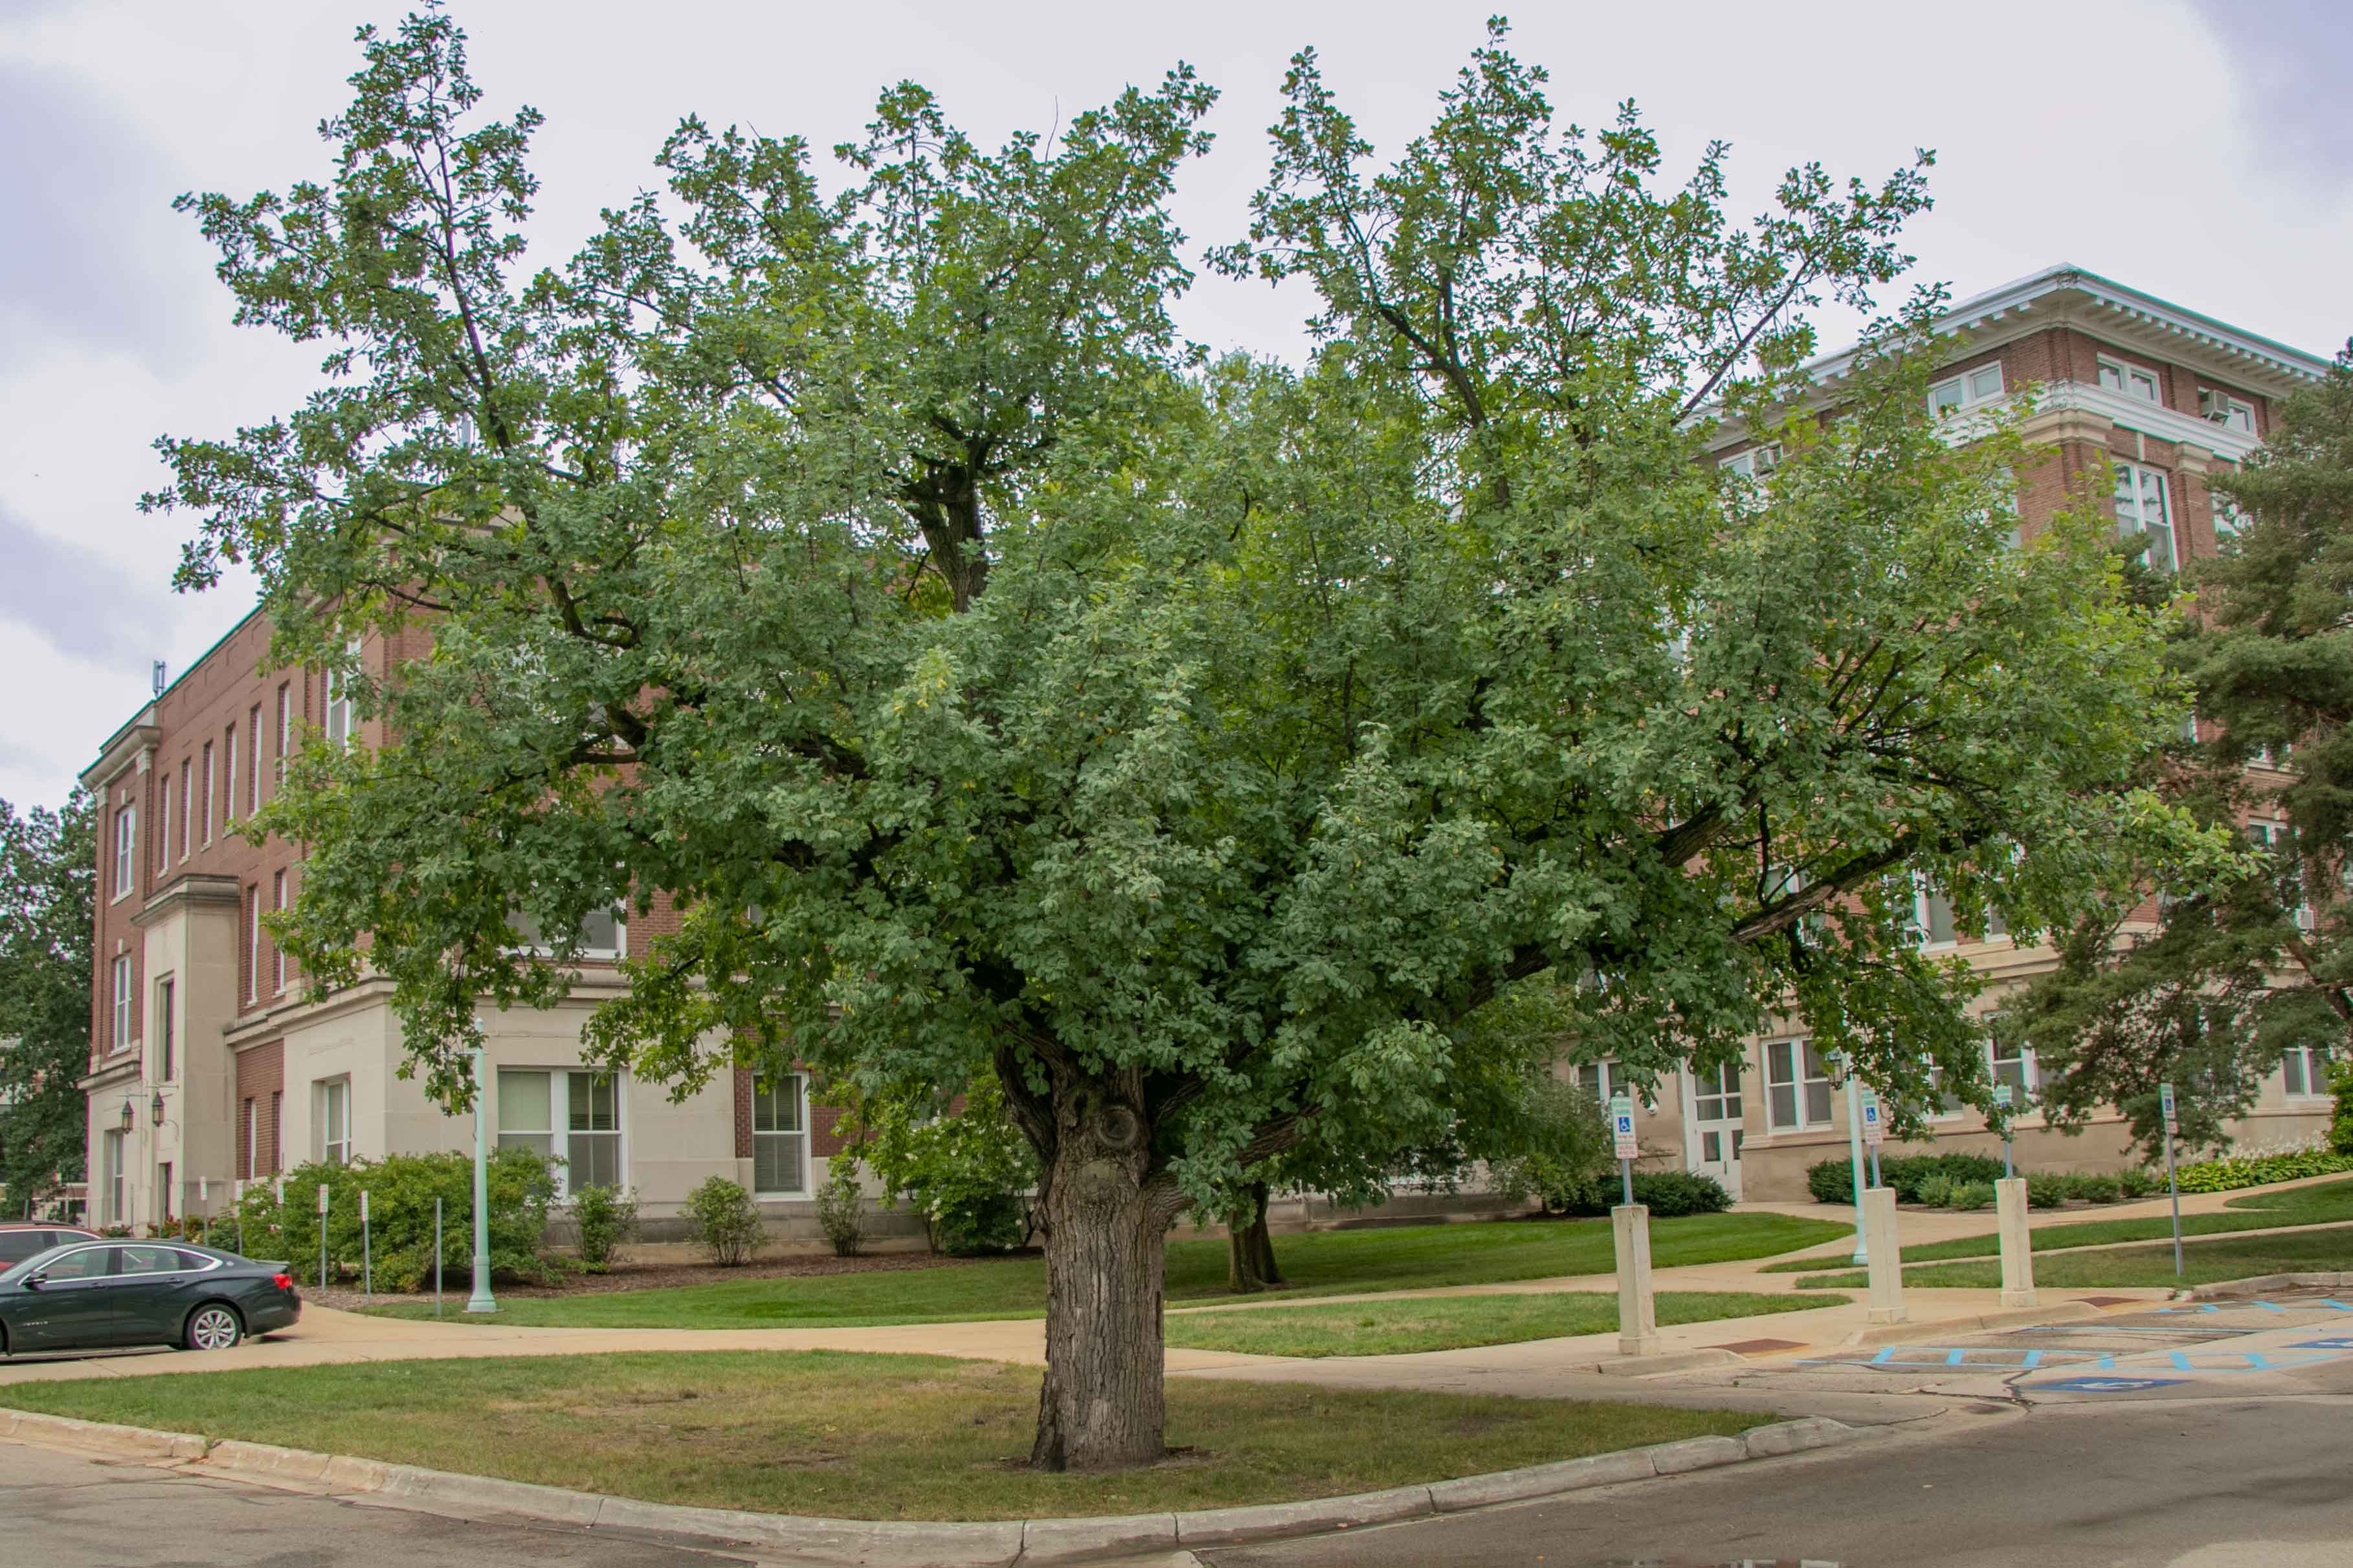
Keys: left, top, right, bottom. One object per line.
{"left": 1612, "top": 1204, "right": 1662, "bottom": 1357}
{"left": 1995, "top": 1176, "right": 2037, "bottom": 1309}
{"left": 1862, "top": 1187, "right": 1906, "bottom": 1325}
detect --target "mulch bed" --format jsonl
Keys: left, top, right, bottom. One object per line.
{"left": 306, "top": 1249, "right": 993, "bottom": 1312}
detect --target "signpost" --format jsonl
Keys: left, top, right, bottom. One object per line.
{"left": 361, "top": 1188, "right": 373, "bottom": 1305}
{"left": 1836, "top": 1054, "right": 1866, "bottom": 1266}
{"left": 434, "top": 1195, "right": 445, "bottom": 1318}
{"left": 1994, "top": 1083, "right": 2016, "bottom": 1179}
{"left": 2161, "top": 1083, "right": 2183, "bottom": 1276}
{"left": 1860, "top": 1089, "right": 1885, "bottom": 1191}
{"left": 316, "top": 1183, "right": 330, "bottom": 1290}
{"left": 1611, "top": 1093, "right": 1638, "bottom": 1206}
{"left": 467, "top": 1045, "right": 498, "bottom": 1314}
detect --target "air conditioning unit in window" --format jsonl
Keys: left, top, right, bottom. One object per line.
{"left": 2200, "top": 389, "right": 2236, "bottom": 423}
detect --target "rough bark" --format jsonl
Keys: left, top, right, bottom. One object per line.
{"left": 1029, "top": 1074, "right": 1175, "bottom": 1472}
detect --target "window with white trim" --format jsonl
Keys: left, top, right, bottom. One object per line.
{"left": 1989, "top": 1035, "right": 2035, "bottom": 1103}
{"left": 324, "top": 639, "right": 361, "bottom": 747}
{"left": 201, "top": 742, "right": 214, "bottom": 844}
{"left": 111, "top": 954, "right": 133, "bottom": 1051}
{"left": 156, "top": 788, "right": 170, "bottom": 875}
{"left": 248, "top": 707, "right": 263, "bottom": 813}
{"left": 1763, "top": 1038, "right": 1833, "bottom": 1131}
{"left": 1913, "top": 1055, "right": 1967, "bottom": 1121}
{"left": 1913, "top": 879, "right": 2006, "bottom": 947}
{"left": 1930, "top": 362, "right": 2005, "bottom": 416}
{"left": 1718, "top": 443, "right": 1781, "bottom": 481}
{"left": 2113, "top": 461, "right": 2177, "bottom": 575}
{"left": 2097, "top": 355, "right": 2162, "bottom": 404}
{"left": 509, "top": 901, "right": 628, "bottom": 960}
{"left": 224, "top": 724, "right": 237, "bottom": 826}
{"left": 2247, "top": 821, "right": 2312, "bottom": 929}
{"left": 753, "top": 1074, "right": 808, "bottom": 1195}
{"left": 246, "top": 883, "right": 261, "bottom": 1003}
{"left": 243, "top": 1097, "right": 259, "bottom": 1182}
{"left": 112, "top": 804, "right": 135, "bottom": 900}
{"left": 2201, "top": 389, "right": 2255, "bottom": 434}
{"left": 498, "top": 1068, "right": 625, "bottom": 1195}
{"left": 156, "top": 977, "right": 174, "bottom": 1081}
{"left": 272, "top": 870, "right": 289, "bottom": 993}
{"left": 179, "top": 759, "right": 192, "bottom": 860}
{"left": 315, "top": 1077, "right": 351, "bottom": 1166}
{"left": 2213, "top": 498, "right": 2251, "bottom": 543}
{"left": 2281, "top": 1046, "right": 2333, "bottom": 1099}
{"left": 1576, "top": 1059, "right": 1626, "bottom": 1108}
{"left": 275, "top": 683, "right": 291, "bottom": 778}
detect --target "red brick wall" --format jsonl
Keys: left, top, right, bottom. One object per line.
{"left": 235, "top": 1041, "right": 284, "bottom": 1179}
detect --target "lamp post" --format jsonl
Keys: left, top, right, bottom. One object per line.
{"left": 1834, "top": 1051, "right": 1868, "bottom": 1266}
{"left": 465, "top": 1044, "right": 497, "bottom": 1314}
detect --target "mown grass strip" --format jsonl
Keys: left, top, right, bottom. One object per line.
{"left": 1165, "top": 1288, "right": 1847, "bottom": 1358}
{"left": 1792, "top": 1225, "right": 2353, "bottom": 1291}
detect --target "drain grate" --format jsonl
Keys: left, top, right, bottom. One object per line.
{"left": 1708, "top": 1338, "right": 1809, "bottom": 1354}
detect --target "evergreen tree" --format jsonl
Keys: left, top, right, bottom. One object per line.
{"left": 0, "top": 791, "right": 96, "bottom": 1214}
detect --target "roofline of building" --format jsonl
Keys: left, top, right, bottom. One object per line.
{"left": 1801, "top": 262, "right": 2334, "bottom": 392}
{"left": 78, "top": 599, "right": 271, "bottom": 788}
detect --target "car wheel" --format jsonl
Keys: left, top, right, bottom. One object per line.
{"left": 183, "top": 1303, "right": 243, "bottom": 1352}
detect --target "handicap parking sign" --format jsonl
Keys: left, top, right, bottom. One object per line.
{"left": 2036, "top": 1376, "right": 2188, "bottom": 1394}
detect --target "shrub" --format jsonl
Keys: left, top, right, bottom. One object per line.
{"left": 817, "top": 1154, "right": 866, "bottom": 1258}
{"left": 225, "top": 1148, "right": 561, "bottom": 1288}
{"left": 1915, "top": 1175, "right": 1953, "bottom": 1208}
{"left": 1807, "top": 1158, "right": 1858, "bottom": 1205}
{"left": 2174, "top": 1148, "right": 2353, "bottom": 1194}
{"left": 2024, "top": 1173, "right": 2070, "bottom": 1209}
{"left": 1946, "top": 1180, "right": 1996, "bottom": 1211}
{"left": 853, "top": 1075, "right": 1038, "bottom": 1255}
{"left": 2070, "top": 1173, "right": 2121, "bottom": 1204}
{"left": 2332, "top": 1059, "right": 2353, "bottom": 1158}
{"left": 570, "top": 1184, "right": 638, "bottom": 1271}
{"left": 2115, "top": 1166, "right": 2160, "bottom": 1200}
{"left": 1628, "top": 1169, "right": 1732, "bottom": 1217}
{"left": 1488, "top": 1076, "right": 1614, "bottom": 1215}
{"left": 683, "top": 1176, "right": 765, "bottom": 1266}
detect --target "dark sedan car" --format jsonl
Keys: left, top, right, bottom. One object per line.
{"left": 0, "top": 1223, "right": 98, "bottom": 1268}
{"left": 0, "top": 1241, "right": 300, "bottom": 1356}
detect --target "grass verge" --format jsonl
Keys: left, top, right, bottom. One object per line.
{"left": 1762, "top": 1179, "right": 2353, "bottom": 1273}
{"left": 0, "top": 1352, "right": 1757, "bottom": 1519}
{"left": 1165, "top": 1290, "right": 1847, "bottom": 1358}
{"left": 361, "top": 1212, "right": 1846, "bottom": 1329}
{"left": 1792, "top": 1225, "right": 2353, "bottom": 1291}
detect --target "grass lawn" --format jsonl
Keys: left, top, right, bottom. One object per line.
{"left": 0, "top": 1352, "right": 1758, "bottom": 1519}
{"left": 1762, "top": 1180, "right": 2353, "bottom": 1274}
{"left": 1165, "top": 1289, "right": 1848, "bottom": 1358}
{"left": 1792, "top": 1225, "right": 2353, "bottom": 1291}
{"left": 362, "top": 1211, "right": 1846, "bottom": 1330}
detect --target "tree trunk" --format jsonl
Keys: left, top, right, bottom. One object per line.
{"left": 1031, "top": 1084, "right": 1171, "bottom": 1472}
{"left": 1225, "top": 1181, "right": 1282, "bottom": 1293}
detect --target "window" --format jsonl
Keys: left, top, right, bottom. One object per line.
{"left": 249, "top": 707, "right": 263, "bottom": 813}
{"left": 272, "top": 870, "right": 289, "bottom": 993}
{"left": 1718, "top": 443, "right": 1781, "bottom": 482}
{"left": 102, "top": 1133, "right": 125, "bottom": 1228}
{"left": 2213, "top": 498, "right": 2251, "bottom": 543}
{"left": 156, "top": 787, "right": 170, "bottom": 875}
{"left": 1930, "top": 362, "right": 2005, "bottom": 415}
{"left": 275, "top": 683, "right": 291, "bottom": 778}
{"left": 324, "top": 643, "right": 360, "bottom": 747}
{"left": 269, "top": 1090, "right": 283, "bottom": 1174}
{"left": 246, "top": 884, "right": 261, "bottom": 1003}
{"left": 498, "top": 1068, "right": 624, "bottom": 1195}
{"left": 315, "top": 1078, "right": 351, "bottom": 1166}
{"left": 1764, "top": 1039, "right": 1833, "bottom": 1131}
{"left": 2282, "top": 1046, "right": 2333, "bottom": 1098}
{"left": 179, "top": 759, "right": 192, "bottom": 860}
{"left": 2113, "top": 461, "right": 2177, "bottom": 575}
{"left": 1913, "top": 1055, "right": 1967, "bottom": 1121}
{"left": 111, "top": 955, "right": 133, "bottom": 1051}
{"left": 112, "top": 804, "right": 135, "bottom": 900}
{"left": 1576, "top": 1059, "right": 1631, "bottom": 1108}
{"left": 157, "top": 978, "right": 174, "bottom": 1081}
{"left": 2097, "top": 355, "right": 2162, "bottom": 404}
{"left": 2248, "top": 821, "right": 2312, "bottom": 929}
{"left": 2201, "top": 389, "right": 2255, "bottom": 434}
{"left": 1689, "top": 1061, "right": 1743, "bottom": 1167}
{"left": 753, "top": 1075, "right": 808, "bottom": 1194}
{"left": 224, "top": 724, "right": 237, "bottom": 826}
{"left": 510, "top": 902, "right": 629, "bottom": 960}
{"left": 1989, "top": 1035, "right": 2035, "bottom": 1103}
{"left": 201, "top": 742, "right": 215, "bottom": 844}
{"left": 154, "top": 1164, "right": 173, "bottom": 1226}
{"left": 1913, "top": 881, "right": 2005, "bottom": 947}
{"left": 243, "top": 1098, "right": 258, "bottom": 1182}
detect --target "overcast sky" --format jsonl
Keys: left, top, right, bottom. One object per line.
{"left": 2, "top": 0, "right": 2348, "bottom": 810}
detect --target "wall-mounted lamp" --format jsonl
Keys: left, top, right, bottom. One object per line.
{"left": 150, "top": 1090, "right": 167, "bottom": 1128}
{"left": 118, "top": 1096, "right": 136, "bottom": 1132}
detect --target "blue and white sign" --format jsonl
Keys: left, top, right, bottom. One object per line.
{"left": 2160, "top": 1082, "right": 2178, "bottom": 1131}
{"left": 1859, "top": 1090, "right": 1885, "bottom": 1146}
{"left": 2038, "top": 1376, "right": 2188, "bottom": 1395}
{"left": 1610, "top": 1093, "right": 1638, "bottom": 1160}
{"left": 1992, "top": 1084, "right": 2014, "bottom": 1109}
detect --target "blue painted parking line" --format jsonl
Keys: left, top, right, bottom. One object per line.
{"left": 1808, "top": 1345, "right": 2352, "bottom": 1375}
{"left": 2156, "top": 1299, "right": 2353, "bottom": 1315}
{"left": 2290, "top": 1338, "right": 2353, "bottom": 1350}
{"left": 2038, "top": 1376, "right": 2187, "bottom": 1394}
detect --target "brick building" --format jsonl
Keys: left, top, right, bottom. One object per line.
{"left": 76, "top": 612, "right": 855, "bottom": 1235}
{"left": 1650, "top": 262, "right": 2335, "bottom": 1200}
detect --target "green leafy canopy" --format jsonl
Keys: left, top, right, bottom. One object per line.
{"left": 151, "top": 12, "right": 2198, "bottom": 1215}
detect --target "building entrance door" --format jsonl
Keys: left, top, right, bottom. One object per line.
{"left": 1687, "top": 1061, "right": 1744, "bottom": 1200}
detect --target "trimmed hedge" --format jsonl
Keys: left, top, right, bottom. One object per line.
{"left": 1557, "top": 1169, "right": 1732, "bottom": 1219}
{"left": 2175, "top": 1148, "right": 2353, "bottom": 1194}
{"left": 1807, "top": 1151, "right": 2009, "bottom": 1205}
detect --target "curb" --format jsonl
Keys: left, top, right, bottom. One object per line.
{"left": 1839, "top": 1298, "right": 2113, "bottom": 1350}
{"left": 1, "top": 1408, "right": 1871, "bottom": 1563}
{"left": 2190, "top": 1272, "right": 2353, "bottom": 1299}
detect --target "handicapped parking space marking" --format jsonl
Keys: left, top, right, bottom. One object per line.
{"left": 1807, "top": 1345, "right": 2353, "bottom": 1375}
{"left": 2290, "top": 1338, "right": 2353, "bottom": 1350}
{"left": 2036, "top": 1376, "right": 2189, "bottom": 1394}
{"left": 2156, "top": 1299, "right": 2353, "bottom": 1316}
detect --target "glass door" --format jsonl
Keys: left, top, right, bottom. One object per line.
{"left": 1688, "top": 1061, "right": 1745, "bottom": 1200}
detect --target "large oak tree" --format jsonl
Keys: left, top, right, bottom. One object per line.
{"left": 157, "top": 14, "right": 2196, "bottom": 1468}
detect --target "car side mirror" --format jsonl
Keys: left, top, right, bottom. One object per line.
{"left": 23, "top": 1272, "right": 47, "bottom": 1289}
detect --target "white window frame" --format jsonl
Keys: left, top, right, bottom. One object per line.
{"left": 324, "top": 638, "right": 361, "bottom": 748}
{"left": 155, "top": 975, "right": 174, "bottom": 1081}
{"left": 2202, "top": 390, "right": 2255, "bottom": 434}
{"left": 1988, "top": 1034, "right": 2036, "bottom": 1105}
{"left": 111, "top": 954, "right": 133, "bottom": 1051}
{"left": 1763, "top": 1037, "right": 1834, "bottom": 1132}
{"left": 497, "top": 1066, "right": 627, "bottom": 1198}
{"left": 201, "top": 742, "right": 214, "bottom": 845}
{"left": 510, "top": 901, "right": 629, "bottom": 962}
{"left": 155, "top": 788, "right": 170, "bottom": 876}
{"left": 225, "top": 725, "right": 237, "bottom": 826}
{"left": 247, "top": 885, "right": 261, "bottom": 1004}
{"left": 243, "top": 1098, "right": 259, "bottom": 1182}
{"left": 249, "top": 707, "right": 263, "bottom": 813}
{"left": 111, "top": 804, "right": 135, "bottom": 901}
{"left": 2097, "top": 354, "right": 2162, "bottom": 405}
{"left": 272, "top": 870, "right": 289, "bottom": 994}
{"left": 1575, "top": 1058, "right": 1623, "bottom": 1108}
{"left": 276, "top": 683, "right": 292, "bottom": 778}
{"left": 2248, "top": 821, "right": 2313, "bottom": 929}
{"left": 315, "top": 1077, "right": 351, "bottom": 1167}
{"left": 1718, "top": 443, "right": 1781, "bottom": 481}
{"left": 2282, "top": 1046, "right": 2333, "bottom": 1099}
{"left": 752, "top": 1073, "right": 809, "bottom": 1196}
{"left": 1930, "top": 361, "right": 2005, "bottom": 416}
{"left": 179, "top": 760, "right": 192, "bottom": 862}
{"left": 102, "top": 1133, "right": 126, "bottom": 1228}
{"left": 2113, "top": 460, "right": 2177, "bottom": 575}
